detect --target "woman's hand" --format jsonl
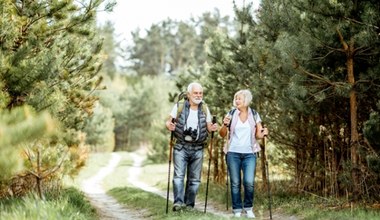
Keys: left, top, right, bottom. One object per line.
{"left": 222, "top": 114, "right": 232, "bottom": 126}
{"left": 262, "top": 127, "right": 269, "bottom": 137}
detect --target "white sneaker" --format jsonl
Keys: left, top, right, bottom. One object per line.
{"left": 233, "top": 212, "right": 241, "bottom": 217}
{"left": 246, "top": 210, "right": 255, "bottom": 218}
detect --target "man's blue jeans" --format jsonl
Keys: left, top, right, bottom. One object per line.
{"left": 173, "top": 145, "right": 204, "bottom": 207}
{"left": 226, "top": 152, "right": 257, "bottom": 213}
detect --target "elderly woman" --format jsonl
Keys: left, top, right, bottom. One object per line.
{"left": 219, "top": 89, "right": 268, "bottom": 218}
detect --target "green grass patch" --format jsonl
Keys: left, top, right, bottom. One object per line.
{"left": 102, "top": 152, "right": 135, "bottom": 190}
{"left": 270, "top": 193, "right": 380, "bottom": 220}
{"left": 0, "top": 187, "right": 96, "bottom": 220}
{"left": 64, "top": 152, "right": 112, "bottom": 189}
{"left": 108, "top": 186, "right": 229, "bottom": 220}
{"left": 140, "top": 163, "right": 168, "bottom": 189}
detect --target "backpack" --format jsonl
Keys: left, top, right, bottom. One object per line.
{"left": 175, "top": 92, "right": 209, "bottom": 121}
{"left": 227, "top": 108, "right": 258, "bottom": 130}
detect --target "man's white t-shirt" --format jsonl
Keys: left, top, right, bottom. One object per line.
{"left": 170, "top": 103, "right": 212, "bottom": 131}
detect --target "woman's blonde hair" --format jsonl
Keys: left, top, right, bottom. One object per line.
{"left": 233, "top": 89, "right": 252, "bottom": 107}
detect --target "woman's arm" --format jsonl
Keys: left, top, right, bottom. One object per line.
{"left": 219, "top": 114, "right": 231, "bottom": 137}
{"left": 255, "top": 122, "right": 269, "bottom": 139}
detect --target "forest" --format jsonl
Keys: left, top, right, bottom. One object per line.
{"left": 0, "top": 0, "right": 379, "bottom": 214}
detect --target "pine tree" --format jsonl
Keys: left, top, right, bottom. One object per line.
{"left": 0, "top": 0, "right": 114, "bottom": 198}
{"left": 256, "top": 0, "right": 380, "bottom": 199}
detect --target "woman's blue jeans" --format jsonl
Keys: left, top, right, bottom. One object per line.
{"left": 227, "top": 152, "right": 257, "bottom": 213}
{"left": 172, "top": 145, "right": 204, "bottom": 207}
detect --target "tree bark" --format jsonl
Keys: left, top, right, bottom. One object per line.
{"left": 337, "top": 28, "right": 360, "bottom": 196}
{"left": 347, "top": 40, "right": 360, "bottom": 197}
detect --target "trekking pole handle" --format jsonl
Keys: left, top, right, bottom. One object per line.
{"left": 170, "top": 118, "right": 175, "bottom": 138}
{"left": 261, "top": 122, "right": 268, "bottom": 137}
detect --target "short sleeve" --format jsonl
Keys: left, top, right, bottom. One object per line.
{"left": 254, "top": 112, "right": 262, "bottom": 124}
{"left": 206, "top": 107, "right": 212, "bottom": 123}
{"left": 169, "top": 104, "right": 178, "bottom": 118}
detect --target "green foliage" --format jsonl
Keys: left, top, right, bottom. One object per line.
{"left": 83, "top": 103, "right": 115, "bottom": 152}
{"left": 0, "top": 106, "right": 56, "bottom": 182}
{"left": 125, "top": 76, "right": 173, "bottom": 150}
{"left": 363, "top": 103, "right": 380, "bottom": 180}
{"left": 363, "top": 108, "right": 380, "bottom": 149}
{"left": 98, "top": 21, "right": 118, "bottom": 79}
{"left": 0, "top": 0, "right": 114, "bottom": 195}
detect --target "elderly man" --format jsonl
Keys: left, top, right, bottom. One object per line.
{"left": 165, "top": 82, "right": 218, "bottom": 211}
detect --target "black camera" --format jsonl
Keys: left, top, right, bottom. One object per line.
{"left": 184, "top": 127, "right": 198, "bottom": 142}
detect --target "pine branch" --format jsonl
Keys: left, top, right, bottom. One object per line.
{"left": 336, "top": 28, "right": 349, "bottom": 51}
{"left": 41, "top": 150, "right": 68, "bottom": 179}
{"left": 292, "top": 57, "right": 344, "bottom": 87}
{"left": 342, "top": 16, "right": 380, "bottom": 30}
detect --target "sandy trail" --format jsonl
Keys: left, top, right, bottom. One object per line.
{"left": 81, "top": 153, "right": 145, "bottom": 220}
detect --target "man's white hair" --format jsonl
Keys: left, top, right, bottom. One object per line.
{"left": 187, "top": 82, "right": 203, "bottom": 93}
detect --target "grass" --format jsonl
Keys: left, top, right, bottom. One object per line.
{"left": 101, "top": 152, "right": 135, "bottom": 190}
{"left": 0, "top": 152, "right": 112, "bottom": 220}
{"left": 0, "top": 187, "right": 96, "bottom": 220}
{"left": 64, "top": 152, "right": 113, "bottom": 189}
{"left": 108, "top": 186, "right": 229, "bottom": 220}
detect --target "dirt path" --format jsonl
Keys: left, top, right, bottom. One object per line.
{"left": 81, "top": 153, "right": 145, "bottom": 220}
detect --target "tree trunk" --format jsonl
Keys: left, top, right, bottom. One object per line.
{"left": 337, "top": 29, "right": 360, "bottom": 197}
{"left": 346, "top": 39, "right": 360, "bottom": 197}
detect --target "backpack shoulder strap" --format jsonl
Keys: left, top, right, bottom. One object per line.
{"left": 250, "top": 108, "right": 257, "bottom": 124}
{"left": 176, "top": 101, "right": 185, "bottom": 121}
{"left": 177, "top": 101, "right": 209, "bottom": 121}
{"left": 228, "top": 108, "right": 258, "bottom": 129}
{"left": 201, "top": 102, "right": 209, "bottom": 120}
{"left": 227, "top": 108, "right": 236, "bottom": 130}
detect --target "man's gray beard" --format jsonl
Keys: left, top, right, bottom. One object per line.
{"left": 191, "top": 98, "right": 202, "bottom": 105}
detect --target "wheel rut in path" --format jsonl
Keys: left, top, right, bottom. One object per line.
{"left": 81, "top": 153, "right": 145, "bottom": 220}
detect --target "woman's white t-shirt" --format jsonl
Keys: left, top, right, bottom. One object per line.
{"left": 229, "top": 117, "right": 253, "bottom": 153}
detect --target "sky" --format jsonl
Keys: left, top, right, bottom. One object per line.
{"left": 97, "top": 0, "right": 261, "bottom": 45}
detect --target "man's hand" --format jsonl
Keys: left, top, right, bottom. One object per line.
{"left": 166, "top": 118, "right": 176, "bottom": 131}
{"left": 210, "top": 122, "right": 218, "bottom": 132}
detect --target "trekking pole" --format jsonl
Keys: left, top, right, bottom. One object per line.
{"left": 224, "top": 114, "right": 231, "bottom": 211}
{"left": 263, "top": 125, "right": 272, "bottom": 219}
{"left": 226, "top": 155, "right": 229, "bottom": 211}
{"left": 166, "top": 118, "right": 175, "bottom": 214}
{"left": 204, "top": 116, "right": 217, "bottom": 213}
